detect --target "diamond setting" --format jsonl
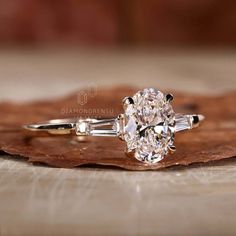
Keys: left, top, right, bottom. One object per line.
{"left": 123, "top": 88, "right": 175, "bottom": 164}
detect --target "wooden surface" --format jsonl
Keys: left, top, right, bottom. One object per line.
{"left": 0, "top": 49, "right": 236, "bottom": 236}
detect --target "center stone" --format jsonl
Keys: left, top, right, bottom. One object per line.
{"left": 123, "top": 88, "right": 175, "bottom": 164}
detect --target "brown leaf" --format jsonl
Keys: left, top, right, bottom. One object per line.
{"left": 0, "top": 87, "right": 235, "bottom": 170}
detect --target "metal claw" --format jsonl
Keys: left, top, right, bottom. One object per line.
{"left": 192, "top": 114, "right": 205, "bottom": 128}
{"left": 123, "top": 96, "right": 134, "bottom": 108}
{"left": 166, "top": 94, "right": 174, "bottom": 102}
{"left": 125, "top": 148, "right": 135, "bottom": 158}
{"left": 168, "top": 145, "right": 176, "bottom": 154}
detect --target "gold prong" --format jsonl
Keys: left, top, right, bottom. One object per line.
{"left": 168, "top": 145, "right": 176, "bottom": 154}
{"left": 166, "top": 94, "right": 174, "bottom": 102}
{"left": 122, "top": 96, "right": 134, "bottom": 109}
{"left": 192, "top": 114, "right": 205, "bottom": 128}
{"left": 125, "top": 148, "right": 135, "bottom": 158}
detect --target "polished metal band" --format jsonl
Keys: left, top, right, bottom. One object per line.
{"left": 23, "top": 114, "right": 204, "bottom": 137}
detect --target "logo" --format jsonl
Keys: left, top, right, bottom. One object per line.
{"left": 77, "top": 85, "right": 97, "bottom": 106}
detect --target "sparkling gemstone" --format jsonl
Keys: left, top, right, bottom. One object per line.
{"left": 123, "top": 88, "right": 175, "bottom": 164}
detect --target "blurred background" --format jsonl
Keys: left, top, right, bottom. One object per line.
{"left": 1, "top": 0, "right": 236, "bottom": 46}
{"left": 0, "top": 2, "right": 236, "bottom": 236}
{"left": 0, "top": 0, "right": 235, "bottom": 100}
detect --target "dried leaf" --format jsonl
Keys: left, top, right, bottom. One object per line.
{"left": 0, "top": 87, "right": 235, "bottom": 170}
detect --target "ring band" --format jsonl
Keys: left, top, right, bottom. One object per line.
{"left": 24, "top": 115, "right": 203, "bottom": 136}
{"left": 24, "top": 88, "right": 205, "bottom": 164}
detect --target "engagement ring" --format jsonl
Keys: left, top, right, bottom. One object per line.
{"left": 24, "top": 88, "right": 205, "bottom": 164}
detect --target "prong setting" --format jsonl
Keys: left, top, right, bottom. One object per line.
{"left": 123, "top": 96, "right": 134, "bottom": 109}
{"left": 168, "top": 145, "right": 176, "bottom": 154}
{"left": 123, "top": 88, "right": 176, "bottom": 164}
{"left": 166, "top": 93, "right": 174, "bottom": 102}
{"left": 191, "top": 114, "right": 205, "bottom": 128}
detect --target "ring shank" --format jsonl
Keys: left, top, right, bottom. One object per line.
{"left": 23, "top": 114, "right": 204, "bottom": 137}
{"left": 23, "top": 118, "right": 118, "bottom": 137}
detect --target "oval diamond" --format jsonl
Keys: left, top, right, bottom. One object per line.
{"left": 123, "top": 88, "right": 175, "bottom": 164}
